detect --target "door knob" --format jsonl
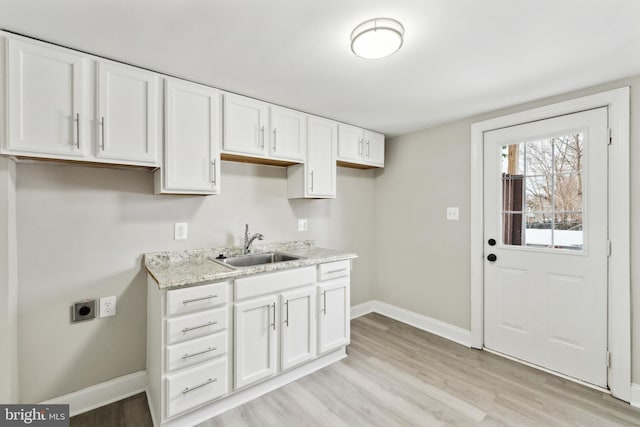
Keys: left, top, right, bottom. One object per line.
{"left": 487, "top": 254, "right": 497, "bottom": 262}
{"left": 488, "top": 238, "right": 496, "bottom": 246}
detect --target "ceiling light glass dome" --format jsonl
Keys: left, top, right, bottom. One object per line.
{"left": 351, "top": 18, "right": 404, "bottom": 59}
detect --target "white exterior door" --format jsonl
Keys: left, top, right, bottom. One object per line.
{"left": 317, "top": 279, "right": 350, "bottom": 354}
{"left": 280, "top": 287, "right": 316, "bottom": 370}
{"left": 7, "top": 39, "right": 86, "bottom": 157}
{"left": 164, "top": 79, "right": 221, "bottom": 194}
{"left": 234, "top": 296, "right": 278, "bottom": 389}
{"left": 483, "top": 108, "right": 608, "bottom": 387}
{"left": 96, "top": 61, "right": 158, "bottom": 165}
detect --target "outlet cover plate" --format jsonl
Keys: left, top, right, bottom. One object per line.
{"left": 174, "top": 223, "right": 188, "bottom": 240}
{"left": 99, "top": 296, "right": 117, "bottom": 318}
{"left": 447, "top": 207, "right": 459, "bottom": 221}
{"left": 298, "top": 219, "right": 308, "bottom": 231}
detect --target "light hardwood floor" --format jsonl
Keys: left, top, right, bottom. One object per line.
{"left": 72, "top": 313, "right": 640, "bottom": 426}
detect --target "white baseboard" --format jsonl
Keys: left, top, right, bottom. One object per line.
{"left": 40, "top": 371, "right": 147, "bottom": 417}
{"left": 631, "top": 383, "right": 640, "bottom": 409}
{"left": 351, "top": 300, "right": 472, "bottom": 347}
{"left": 350, "top": 301, "right": 375, "bottom": 319}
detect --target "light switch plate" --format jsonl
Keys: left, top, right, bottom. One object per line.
{"left": 174, "top": 223, "right": 188, "bottom": 240}
{"left": 446, "top": 207, "right": 459, "bottom": 221}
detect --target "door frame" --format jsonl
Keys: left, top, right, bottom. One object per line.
{"left": 470, "top": 87, "right": 630, "bottom": 401}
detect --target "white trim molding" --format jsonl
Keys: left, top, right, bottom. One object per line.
{"left": 351, "top": 301, "right": 472, "bottom": 347}
{"left": 470, "top": 87, "right": 631, "bottom": 402}
{"left": 631, "top": 383, "right": 640, "bottom": 409}
{"left": 40, "top": 371, "right": 147, "bottom": 417}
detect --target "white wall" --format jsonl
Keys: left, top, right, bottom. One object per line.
{"left": 375, "top": 75, "right": 640, "bottom": 384}
{"left": 0, "top": 158, "right": 18, "bottom": 403}
{"left": 16, "top": 160, "right": 375, "bottom": 403}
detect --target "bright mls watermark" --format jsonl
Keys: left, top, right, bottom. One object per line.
{"left": 0, "top": 405, "right": 69, "bottom": 426}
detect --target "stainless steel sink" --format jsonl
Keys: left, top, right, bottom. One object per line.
{"left": 212, "top": 252, "right": 301, "bottom": 268}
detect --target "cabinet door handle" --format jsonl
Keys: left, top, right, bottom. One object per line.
{"left": 260, "top": 125, "right": 265, "bottom": 150}
{"left": 270, "top": 302, "right": 276, "bottom": 331}
{"left": 322, "top": 291, "right": 327, "bottom": 315}
{"left": 211, "top": 159, "right": 217, "bottom": 185}
{"left": 310, "top": 170, "right": 314, "bottom": 192}
{"left": 182, "top": 347, "right": 217, "bottom": 360}
{"left": 181, "top": 321, "right": 217, "bottom": 333}
{"left": 367, "top": 140, "right": 371, "bottom": 157}
{"left": 273, "top": 128, "right": 277, "bottom": 152}
{"left": 74, "top": 113, "right": 81, "bottom": 149}
{"left": 358, "top": 138, "right": 363, "bottom": 156}
{"left": 284, "top": 300, "right": 289, "bottom": 327}
{"left": 182, "top": 295, "right": 217, "bottom": 305}
{"left": 100, "top": 117, "right": 105, "bottom": 150}
{"left": 182, "top": 378, "right": 216, "bottom": 394}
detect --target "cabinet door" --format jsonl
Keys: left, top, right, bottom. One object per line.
{"left": 280, "top": 287, "right": 316, "bottom": 370}
{"left": 306, "top": 116, "right": 337, "bottom": 198}
{"left": 364, "top": 130, "right": 385, "bottom": 166}
{"left": 337, "top": 124, "right": 364, "bottom": 163}
{"left": 6, "top": 39, "right": 86, "bottom": 157}
{"left": 223, "top": 94, "right": 268, "bottom": 156}
{"left": 96, "top": 61, "right": 158, "bottom": 165}
{"left": 318, "top": 279, "right": 350, "bottom": 354}
{"left": 234, "top": 295, "right": 278, "bottom": 389}
{"left": 164, "top": 79, "right": 221, "bottom": 194}
{"left": 269, "top": 106, "right": 305, "bottom": 162}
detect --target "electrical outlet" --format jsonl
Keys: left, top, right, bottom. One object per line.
{"left": 72, "top": 300, "right": 96, "bottom": 322}
{"left": 99, "top": 296, "right": 117, "bottom": 318}
{"left": 446, "top": 207, "right": 459, "bottom": 221}
{"left": 174, "top": 223, "right": 188, "bottom": 240}
{"left": 298, "top": 219, "right": 308, "bottom": 231}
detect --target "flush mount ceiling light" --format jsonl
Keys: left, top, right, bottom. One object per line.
{"left": 350, "top": 18, "right": 404, "bottom": 59}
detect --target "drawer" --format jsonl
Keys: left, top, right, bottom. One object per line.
{"left": 166, "top": 308, "right": 226, "bottom": 345}
{"left": 235, "top": 266, "right": 316, "bottom": 300}
{"left": 165, "top": 358, "right": 227, "bottom": 419}
{"left": 318, "top": 260, "right": 351, "bottom": 281}
{"left": 166, "top": 332, "right": 227, "bottom": 373}
{"left": 166, "top": 282, "right": 228, "bottom": 316}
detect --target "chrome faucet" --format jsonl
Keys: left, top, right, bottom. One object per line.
{"left": 243, "top": 224, "right": 264, "bottom": 254}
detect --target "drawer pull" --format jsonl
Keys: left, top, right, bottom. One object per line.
{"left": 182, "top": 295, "right": 218, "bottom": 304}
{"left": 182, "top": 378, "right": 216, "bottom": 394}
{"left": 326, "top": 268, "right": 347, "bottom": 275}
{"left": 182, "top": 321, "right": 217, "bottom": 333}
{"left": 182, "top": 347, "right": 217, "bottom": 360}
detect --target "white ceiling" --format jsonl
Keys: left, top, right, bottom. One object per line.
{"left": 2, "top": 0, "right": 640, "bottom": 137}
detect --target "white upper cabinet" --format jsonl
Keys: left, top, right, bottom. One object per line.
{"left": 3, "top": 35, "right": 161, "bottom": 167}
{"left": 156, "top": 79, "right": 221, "bottom": 195}
{"left": 6, "top": 38, "right": 87, "bottom": 158}
{"left": 337, "top": 123, "right": 385, "bottom": 168}
{"left": 269, "top": 106, "right": 306, "bottom": 162}
{"left": 337, "top": 124, "right": 364, "bottom": 163}
{"left": 363, "top": 129, "right": 385, "bottom": 166}
{"left": 288, "top": 116, "right": 337, "bottom": 199}
{"left": 223, "top": 93, "right": 269, "bottom": 157}
{"left": 96, "top": 61, "right": 158, "bottom": 164}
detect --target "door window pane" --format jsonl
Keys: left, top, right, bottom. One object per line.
{"left": 501, "top": 132, "right": 584, "bottom": 251}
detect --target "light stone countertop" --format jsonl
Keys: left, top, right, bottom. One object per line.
{"left": 144, "top": 240, "right": 358, "bottom": 289}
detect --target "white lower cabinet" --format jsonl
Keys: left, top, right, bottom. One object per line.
{"left": 147, "top": 261, "right": 351, "bottom": 425}
{"left": 317, "top": 262, "right": 351, "bottom": 354}
{"left": 280, "top": 287, "right": 316, "bottom": 370}
{"left": 165, "top": 358, "right": 228, "bottom": 419}
{"left": 234, "top": 295, "right": 278, "bottom": 389}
